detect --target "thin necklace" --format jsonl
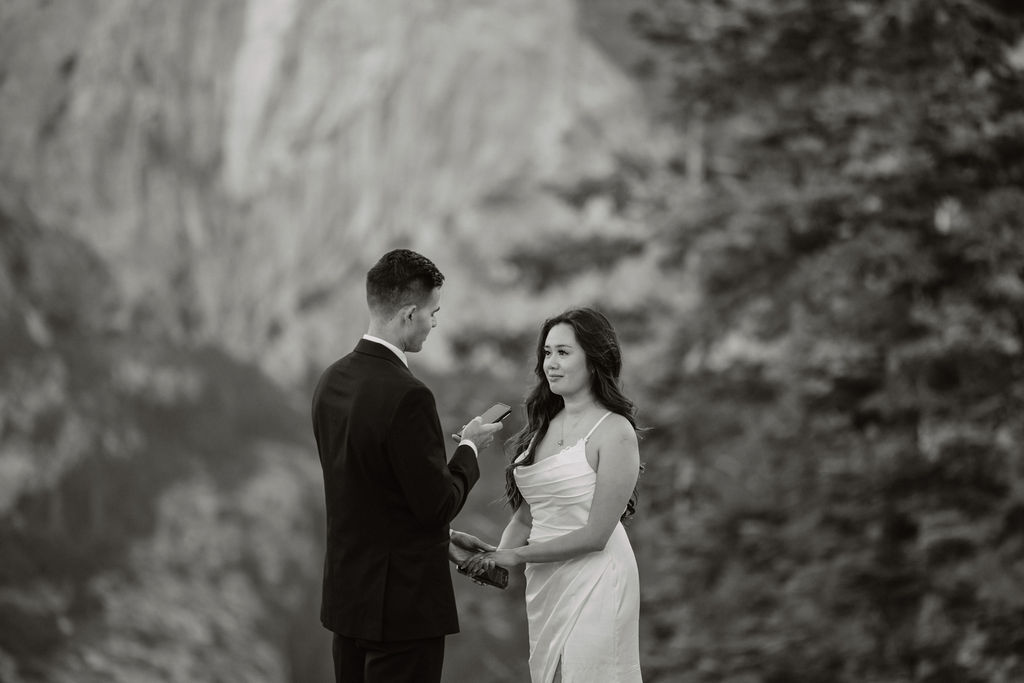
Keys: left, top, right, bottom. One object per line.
{"left": 556, "top": 409, "right": 589, "bottom": 447}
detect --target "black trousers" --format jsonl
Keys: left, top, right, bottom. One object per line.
{"left": 332, "top": 633, "right": 445, "bottom": 683}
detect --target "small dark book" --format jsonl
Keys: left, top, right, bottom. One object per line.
{"left": 458, "top": 563, "right": 509, "bottom": 589}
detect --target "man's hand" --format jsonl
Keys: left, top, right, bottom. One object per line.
{"left": 448, "top": 530, "right": 496, "bottom": 565}
{"left": 460, "top": 417, "right": 503, "bottom": 450}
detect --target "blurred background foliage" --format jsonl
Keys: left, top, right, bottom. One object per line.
{"left": 2, "top": 0, "right": 1024, "bottom": 682}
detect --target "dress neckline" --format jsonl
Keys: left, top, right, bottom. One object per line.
{"left": 515, "top": 411, "right": 613, "bottom": 468}
{"left": 519, "top": 436, "right": 584, "bottom": 468}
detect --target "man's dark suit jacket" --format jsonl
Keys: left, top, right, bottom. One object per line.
{"left": 311, "top": 338, "right": 480, "bottom": 642}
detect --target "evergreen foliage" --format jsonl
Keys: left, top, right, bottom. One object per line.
{"left": 609, "top": 1, "right": 1024, "bottom": 680}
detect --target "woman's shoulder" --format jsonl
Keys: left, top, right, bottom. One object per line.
{"left": 591, "top": 411, "right": 636, "bottom": 444}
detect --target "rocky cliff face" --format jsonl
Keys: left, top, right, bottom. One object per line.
{"left": 0, "top": 0, "right": 654, "bottom": 384}
{"left": 0, "top": 2, "right": 656, "bottom": 681}
{"left": 0, "top": 212, "right": 329, "bottom": 682}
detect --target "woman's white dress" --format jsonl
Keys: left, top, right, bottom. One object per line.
{"left": 513, "top": 412, "right": 642, "bottom": 683}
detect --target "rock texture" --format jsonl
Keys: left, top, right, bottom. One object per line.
{"left": 0, "top": 2, "right": 656, "bottom": 681}
{"left": 0, "top": 0, "right": 654, "bottom": 384}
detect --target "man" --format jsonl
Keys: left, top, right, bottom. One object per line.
{"left": 311, "top": 248, "right": 502, "bottom": 682}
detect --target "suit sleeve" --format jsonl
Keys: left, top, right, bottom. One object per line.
{"left": 386, "top": 386, "right": 480, "bottom": 526}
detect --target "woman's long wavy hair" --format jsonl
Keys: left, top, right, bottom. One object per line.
{"left": 504, "top": 307, "right": 643, "bottom": 521}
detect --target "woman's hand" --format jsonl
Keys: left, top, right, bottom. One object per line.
{"left": 461, "top": 548, "right": 524, "bottom": 577}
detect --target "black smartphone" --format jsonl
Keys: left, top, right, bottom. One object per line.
{"left": 450, "top": 402, "right": 511, "bottom": 442}
{"left": 458, "top": 563, "right": 509, "bottom": 590}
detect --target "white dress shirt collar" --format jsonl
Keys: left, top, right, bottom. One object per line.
{"left": 362, "top": 334, "right": 409, "bottom": 368}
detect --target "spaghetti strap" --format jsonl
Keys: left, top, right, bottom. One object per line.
{"left": 584, "top": 411, "right": 613, "bottom": 442}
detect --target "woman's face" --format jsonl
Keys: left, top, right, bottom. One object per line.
{"left": 543, "top": 323, "right": 591, "bottom": 397}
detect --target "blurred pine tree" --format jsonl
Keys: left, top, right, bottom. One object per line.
{"left": 604, "top": 1, "right": 1024, "bottom": 680}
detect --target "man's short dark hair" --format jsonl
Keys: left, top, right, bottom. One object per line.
{"left": 366, "top": 249, "right": 445, "bottom": 317}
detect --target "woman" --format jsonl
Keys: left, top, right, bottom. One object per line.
{"left": 463, "top": 307, "right": 642, "bottom": 683}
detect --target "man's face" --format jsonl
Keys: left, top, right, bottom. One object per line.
{"left": 402, "top": 287, "right": 441, "bottom": 353}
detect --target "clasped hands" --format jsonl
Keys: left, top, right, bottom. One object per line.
{"left": 449, "top": 531, "right": 523, "bottom": 584}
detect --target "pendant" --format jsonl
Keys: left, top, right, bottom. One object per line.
{"left": 556, "top": 439, "right": 563, "bottom": 447}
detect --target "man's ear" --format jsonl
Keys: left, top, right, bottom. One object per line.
{"left": 397, "top": 303, "right": 418, "bottom": 322}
